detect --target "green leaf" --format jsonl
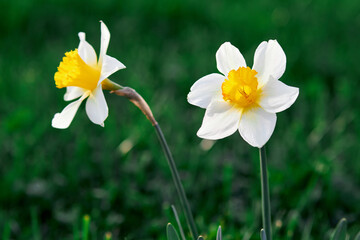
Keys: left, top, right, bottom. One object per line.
{"left": 354, "top": 231, "right": 360, "bottom": 240}
{"left": 167, "top": 223, "right": 180, "bottom": 240}
{"left": 216, "top": 226, "right": 222, "bottom": 240}
{"left": 331, "top": 218, "right": 347, "bottom": 240}
{"left": 260, "top": 229, "right": 267, "bottom": 240}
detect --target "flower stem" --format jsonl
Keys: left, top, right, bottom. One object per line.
{"left": 154, "top": 123, "right": 198, "bottom": 239}
{"left": 111, "top": 87, "right": 198, "bottom": 239}
{"left": 102, "top": 79, "right": 123, "bottom": 91}
{"left": 259, "top": 147, "right": 272, "bottom": 240}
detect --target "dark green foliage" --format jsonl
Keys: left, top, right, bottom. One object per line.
{"left": 175, "top": 218, "right": 357, "bottom": 240}
{"left": 0, "top": 0, "right": 360, "bottom": 239}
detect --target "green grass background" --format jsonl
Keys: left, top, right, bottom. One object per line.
{"left": 0, "top": 0, "right": 359, "bottom": 239}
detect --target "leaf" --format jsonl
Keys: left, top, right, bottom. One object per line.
{"left": 216, "top": 226, "right": 222, "bottom": 240}
{"left": 331, "top": 218, "right": 347, "bottom": 240}
{"left": 260, "top": 229, "right": 267, "bottom": 240}
{"left": 167, "top": 223, "right": 180, "bottom": 240}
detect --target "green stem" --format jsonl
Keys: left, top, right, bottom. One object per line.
{"left": 154, "top": 123, "right": 198, "bottom": 239}
{"left": 112, "top": 87, "right": 198, "bottom": 238}
{"left": 259, "top": 147, "right": 272, "bottom": 240}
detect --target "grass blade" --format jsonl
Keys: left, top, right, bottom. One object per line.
{"left": 171, "top": 205, "right": 186, "bottom": 240}
{"left": 167, "top": 223, "right": 180, "bottom": 240}
{"left": 301, "top": 218, "right": 314, "bottom": 240}
{"left": 82, "top": 215, "right": 91, "bottom": 240}
{"left": 216, "top": 226, "right": 222, "bottom": 240}
{"left": 260, "top": 229, "right": 267, "bottom": 240}
{"left": 354, "top": 231, "right": 360, "bottom": 240}
{"left": 331, "top": 218, "right": 347, "bottom": 240}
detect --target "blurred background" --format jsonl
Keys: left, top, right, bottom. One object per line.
{"left": 0, "top": 0, "right": 360, "bottom": 239}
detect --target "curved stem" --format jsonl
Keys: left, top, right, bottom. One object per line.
{"left": 259, "top": 147, "right": 272, "bottom": 240}
{"left": 154, "top": 123, "right": 198, "bottom": 239}
{"left": 111, "top": 88, "right": 198, "bottom": 239}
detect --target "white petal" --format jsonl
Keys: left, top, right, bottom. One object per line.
{"left": 216, "top": 42, "right": 247, "bottom": 76}
{"left": 259, "top": 76, "right": 299, "bottom": 113}
{"left": 78, "top": 32, "right": 97, "bottom": 67}
{"left": 99, "top": 55, "right": 126, "bottom": 84}
{"left": 64, "top": 87, "right": 85, "bottom": 101}
{"left": 197, "top": 100, "right": 241, "bottom": 140}
{"left": 252, "top": 40, "right": 286, "bottom": 88}
{"left": 85, "top": 85, "right": 108, "bottom": 126}
{"left": 187, "top": 73, "right": 225, "bottom": 108}
{"left": 238, "top": 107, "right": 277, "bottom": 148}
{"left": 98, "top": 21, "right": 110, "bottom": 66}
{"left": 52, "top": 93, "right": 89, "bottom": 129}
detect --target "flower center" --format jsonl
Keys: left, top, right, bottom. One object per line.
{"left": 54, "top": 49, "right": 100, "bottom": 90}
{"left": 221, "top": 66, "right": 261, "bottom": 109}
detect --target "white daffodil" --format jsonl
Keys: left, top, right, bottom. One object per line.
{"left": 52, "top": 21, "right": 125, "bottom": 129}
{"left": 188, "top": 41, "right": 299, "bottom": 148}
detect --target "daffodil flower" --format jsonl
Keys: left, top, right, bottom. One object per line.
{"left": 52, "top": 21, "right": 125, "bottom": 129}
{"left": 188, "top": 41, "right": 299, "bottom": 147}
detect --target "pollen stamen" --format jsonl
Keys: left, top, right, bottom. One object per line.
{"left": 221, "top": 66, "right": 261, "bottom": 109}
{"left": 54, "top": 49, "right": 100, "bottom": 90}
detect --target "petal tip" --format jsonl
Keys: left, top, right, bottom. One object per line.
{"left": 238, "top": 108, "right": 276, "bottom": 148}
{"left": 78, "top": 32, "right": 86, "bottom": 41}
{"left": 196, "top": 129, "right": 207, "bottom": 139}
{"left": 100, "top": 21, "right": 109, "bottom": 32}
{"left": 293, "top": 87, "right": 300, "bottom": 101}
{"left": 216, "top": 41, "right": 246, "bottom": 75}
{"left": 222, "top": 41, "right": 232, "bottom": 46}
{"left": 268, "top": 39, "right": 282, "bottom": 48}
{"left": 196, "top": 130, "right": 224, "bottom": 141}
{"left": 51, "top": 114, "right": 67, "bottom": 129}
